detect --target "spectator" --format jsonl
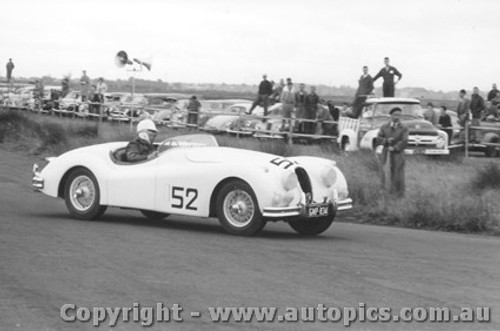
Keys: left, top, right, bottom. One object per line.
{"left": 470, "top": 86, "right": 485, "bottom": 142}
{"left": 351, "top": 65, "right": 374, "bottom": 118}
{"left": 316, "top": 104, "right": 335, "bottom": 136}
{"left": 327, "top": 101, "right": 340, "bottom": 136}
{"left": 294, "top": 83, "right": 308, "bottom": 132}
{"left": 6, "top": 59, "right": 14, "bottom": 83}
{"left": 61, "top": 77, "right": 70, "bottom": 98}
{"left": 271, "top": 78, "right": 285, "bottom": 103}
{"left": 483, "top": 93, "right": 500, "bottom": 121}
{"left": 88, "top": 85, "right": 100, "bottom": 116}
{"left": 33, "top": 79, "right": 44, "bottom": 111}
{"left": 376, "top": 107, "right": 409, "bottom": 195}
{"left": 424, "top": 102, "right": 438, "bottom": 125}
{"left": 456, "top": 89, "right": 470, "bottom": 128}
{"left": 247, "top": 74, "right": 273, "bottom": 118}
{"left": 437, "top": 105, "right": 453, "bottom": 143}
{"left": 305, "top": 86, "right": 319, "bottom": 134}
{"left": 186, "top": 95, "right": 201, "bottom": 127}
{"left": 95, "top": 77, "right": 108, "bottom": 103}
{"left": 487, "top": 83, "right": 498, "bottom": 102}
{"left": 125, "top": 119, "right": 158, "bottom": 163}
{"left": 280, "top": 78, "right": 295, "bottom": 131}
{"left": 373, "top": 57, "right": 402, "bottom": 97}
{"left": 80, "top": 70, "right": 90, "bottom": 101}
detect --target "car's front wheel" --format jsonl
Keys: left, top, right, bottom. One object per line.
{"left": 64, "top": 168, "right": 107, "bottom": 220}
{"left": 140, "top": 210, "right": 169, "bottom": 221}
{"left": 216, "top": 180, "right": 266, "bottom": 236}
{"left": 288, "top": 215, "right": 335, "bottom": 236}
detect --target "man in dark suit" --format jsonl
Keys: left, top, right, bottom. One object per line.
{"left": 351, "top": 65, "right": 374, "bottom": 118}
{"left": 373, "top": 57, "right": 402, "bottom": 97}
{"left": 247, "top": 74, "right": 273, "bottom": 118}
{"left": 376, "top": 107, "right": 409, "bottom": 195}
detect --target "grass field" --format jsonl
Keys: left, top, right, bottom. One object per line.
{"left": 1, "top": 109, "right": 499, "bottom": 234}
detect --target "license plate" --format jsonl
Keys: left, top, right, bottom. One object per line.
{"left": 307, "top": 204, "right": 330, "bottom": 217}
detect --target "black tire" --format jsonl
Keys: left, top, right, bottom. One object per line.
{"left": 140, "top": 210, "right": 169, "bottom": 221}
{"left": 341, "top": 137, "right": 350, "bottom": 152}
{"left": 289, "top": 215, "right": 335, "bottom": 236}
{"left": 64, "top": 168, "right": 106, "bottom": 220}
{"left": 216, "top": 180, "right": 266, "bottom": 236}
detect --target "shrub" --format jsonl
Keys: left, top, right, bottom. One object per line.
{"left": 470, "top": 162, "right": 500, "bottom": 191}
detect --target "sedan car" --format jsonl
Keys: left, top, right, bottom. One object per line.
{"left": 32, "top": 134, "right": 352, "bottom": 236}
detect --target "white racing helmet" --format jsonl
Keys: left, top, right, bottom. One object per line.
{"left": 136, "top": 119, "right": 157, "bottom": 133}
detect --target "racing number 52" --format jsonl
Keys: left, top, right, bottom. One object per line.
{"left": 171, "top": 186, "right": 198, "bottom": 211}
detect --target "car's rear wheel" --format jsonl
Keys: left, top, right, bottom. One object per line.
{"left": 64, "top": 168, "right": 106, "bottom": 220}
{"left": 140, "top": 210, "right": 169, "bottom": 221}
{"left": 288, "top": 215, "right": 335, "bottom": 236}
{"left": 216, "top": 180, "right": 266, "bottom": 236}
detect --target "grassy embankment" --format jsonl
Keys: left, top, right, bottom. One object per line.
{"left": 1, "top": 109, "right": 498, "bottom": 234}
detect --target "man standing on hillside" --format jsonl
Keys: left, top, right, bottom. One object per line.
{"left": 376, "top": 107, "right": 409, "bottom": 195}
{"left": 280, "top": 78, "right": 296, "bottom": 131}
{"left": 295, "top": 83, "right": 308, "bottom": 133}
{"left": 305, "top": 86, "right": 320, "bottom": 134}
{"left": 6, "top": 59, "right": 14, "bottom": 83}
{"left": 351, "top": 65, "right": 374, "bottom": 118}
{"left": 487, "top": 83, "right": 498, "bottom": 102}
{"left": 373, "top": 57, "right": 402, "bottom": 97}
{"left": 247, "top": 74, "right": 273, "bottom": 119}
{"left": 80, "top": 70, "right": 90, "bottom": 101}
{"left": 470, "top": 86, "right": 485, "bottom": 142}
{"left": 456, "top": 89, "right": 470, "bottom": 127}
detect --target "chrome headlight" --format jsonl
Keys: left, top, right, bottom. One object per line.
{"left": 436, "top": 136, "right": 445, "bottom": 149}
{"left": 282, "top": 171, "right": 298, "bottom": 191}
{"left": 321, "top": 166, "right": 337, "bottom": 188}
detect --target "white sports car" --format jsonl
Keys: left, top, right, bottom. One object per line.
{"left": 32, "top": 134, "right": 352, "bottom": 236}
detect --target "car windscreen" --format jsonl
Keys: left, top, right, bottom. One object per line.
{"left": 363, "top": 102, "right": 424, "bottom": 119}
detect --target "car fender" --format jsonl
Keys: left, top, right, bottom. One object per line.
{"left": 338, "top": 129, "right": 359, "bottom": 150}
{"left": 483, "top": 131, "right": 500, "bottom": 143}
{"left": 39, "top": 152, "right": 112, "bottom": 204}
{"left": 359, "top": 129, "right": 379, "bottom": 150}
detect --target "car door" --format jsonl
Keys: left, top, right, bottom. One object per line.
{"left": 106, "top": 158, "right": 158, "bottom": 210}
{"left": 153, "top": 150, "right": 210, "bottom": 217}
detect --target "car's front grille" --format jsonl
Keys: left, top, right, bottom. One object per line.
{"left": 294, "top": 167, "right": 312, "bottom": 199}
{"left": 408, "top": 135, "right": 437, "bottom": 147}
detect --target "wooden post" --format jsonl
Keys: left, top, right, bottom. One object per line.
{"left": 465, "top": 120, "right": 469, "bottom": 158}
{"left": 383, "top": 150, "right": 392, "bottom": 191}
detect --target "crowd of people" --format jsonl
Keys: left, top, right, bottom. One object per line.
{"left": 246, "top": 57, "right": 403, "bottom": 136}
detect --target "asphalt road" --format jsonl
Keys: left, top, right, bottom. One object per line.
{"left": 0, "top": 149, "right": 499, "bottom": 331}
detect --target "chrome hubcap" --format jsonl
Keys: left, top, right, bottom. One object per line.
{"left": 223, "top": 189, "right": 255, "bottom": 228}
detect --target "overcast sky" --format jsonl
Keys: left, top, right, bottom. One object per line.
{"left": 2, "top": 0, "right": 499, "bottom": 92}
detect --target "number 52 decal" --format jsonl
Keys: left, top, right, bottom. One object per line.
{"left": 171, "top": 186, "right": 198, "bottom": 210}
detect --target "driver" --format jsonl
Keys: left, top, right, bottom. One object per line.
{"left": 125, "top": 119, "right": 158, "bottom": 162}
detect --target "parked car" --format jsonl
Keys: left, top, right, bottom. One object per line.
{"left": 198, "top": 99, "right": 252, "bottom": 127}
{"left": 338, "top": 97, "right": 450, "bottom": 155}
{"left": 32, "top": 134, "right": 352, "bottom": 236}
{"left": 109, "top": 94, "right": 148, "bottom": 122}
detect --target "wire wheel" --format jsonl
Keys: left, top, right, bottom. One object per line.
{"left": 69, "top": 175, "right": 96, "bottom": 212}
{"left": 216, "top": 180, "right": 265, "bottom": 236}
{"left": 223, "top": 189, "right": 255, "bottom": 228}
{"left": 64, "top": 168, "right": 106, "bottom": 220}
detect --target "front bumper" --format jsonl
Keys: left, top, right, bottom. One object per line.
{"left": 262, "top": 198, "right": 353, "bottom": 218}
{"left": 32, "top": 163, "right": 44, "bottom": 191}
{"left": 404, "top": 149, "right": 449, "bottom": 155}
